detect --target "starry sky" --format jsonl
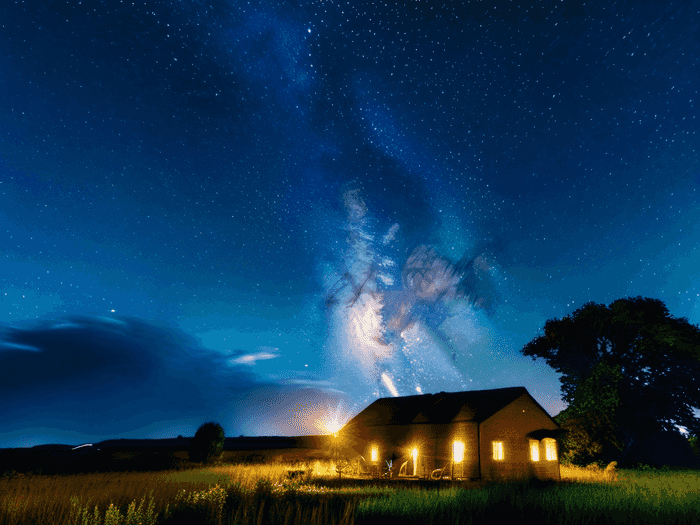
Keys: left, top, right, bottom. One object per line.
{"left": 1, "top": 0, "right": 699, "bottom": 449}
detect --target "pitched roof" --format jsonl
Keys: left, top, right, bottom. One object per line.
{"left": 343, "top": 386, "right": 549, "bottom": 428}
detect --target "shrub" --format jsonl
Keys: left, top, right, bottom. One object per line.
{"left": 160, "top": 484, "right": 226, "bottom": 525}
{"left": 189, "top": 422, "right": 225, "bottom": 464}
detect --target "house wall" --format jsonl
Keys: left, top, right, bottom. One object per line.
{"left": 435, "top": 420, "right": 480, "bottom": 479}
{"left": 351, "top": 421, "right": 480, "bottom": 479}
{"left": 479, "top": 394, "right": 560, "bottom": 480}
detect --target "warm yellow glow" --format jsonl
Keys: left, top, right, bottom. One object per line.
{"left": 545, "top": 438, "right": 557, "bottom": 460}
{"left": 492, "top": 441, "right": 504, "bottom": 460}
{"left": 317, "top": 413, "right": 341, "bottom": 436}
{"left": 453, "top": 440, "right": 465, "bottom": 463}
{"left": 530, "top": 440, "right": 540, "bottom": 461}
{"left": 371, "top": 446, "right": 378, "bottom": 462}
{"left": 412, "top": 448, "right": 418, "bottom": 476}
{"left": 314, "top": 402, "right": 352, "bottom": 436}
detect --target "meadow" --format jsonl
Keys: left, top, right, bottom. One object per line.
{"left": 0, "top": 458, "right": 698, "bottom": 525}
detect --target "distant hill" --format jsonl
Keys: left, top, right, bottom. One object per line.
{"left": 0, "top": 435, "right": 335, "bottom": 476}
{"left": 94, "top": 436, "right": 301, "bottom": 450}
{"left": 10, "top": 435, "right": 331, "bottom": 452}
{"left": 30, "top": 444, "right": 75, "bottom": 451}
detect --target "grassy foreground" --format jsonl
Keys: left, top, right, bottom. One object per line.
{"left": 0, "top": 461, "right": 698, "bottom": 525}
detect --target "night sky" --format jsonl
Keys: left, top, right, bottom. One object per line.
{"left": 1, "top": 0, "right": 699, "bottom": 449}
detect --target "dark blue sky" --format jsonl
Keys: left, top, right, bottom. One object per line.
{"left": 1, "top": 0, "right": 699, "bottom": 448}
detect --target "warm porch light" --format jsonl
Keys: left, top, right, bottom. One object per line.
{"left": 492, "top": 441, "right": 504, "bottom": 460}
{"left": 412, "top": 447, "right": 418, "bottom": 476}
{"left": 530, "top": 440, "right": 539, "bottom": 461}
{"left": 544, "top": 438, "right": 557, "bottom": 460}
{"left": 371, "top": 445, "right": 378, "bottom": 462}
{"left": 453, "top": 440, "right": 465, "bottom": 463}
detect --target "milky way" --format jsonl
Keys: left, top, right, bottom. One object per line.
{"left": 323, "top": 184, "right": 502, "bottom": 405}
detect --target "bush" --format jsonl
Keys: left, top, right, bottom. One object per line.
{"left": 189, "top": 422, "right": 225, "bottom": 464}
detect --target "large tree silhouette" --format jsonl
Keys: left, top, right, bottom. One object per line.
{"left": 523, "top": 296, "right": 700, "bottom": 465}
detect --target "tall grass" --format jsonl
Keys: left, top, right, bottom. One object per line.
{"left": 354, "top": 469, "right": 700, "bottom": 525}
{"left": 0, "top": 471, "right": 181, "bottom": 525}
{"left": 1, "top": 462, "right": 698, "bottom": 525}
{"left": 0, "top": 462, "right": 349, "bottom": 525}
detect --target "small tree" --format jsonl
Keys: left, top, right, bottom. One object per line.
{"left": 189, "top": 422, "right": 225, "bottom": 464}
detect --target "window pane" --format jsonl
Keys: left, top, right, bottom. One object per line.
{"left": 453, "top": 440, "right": 465, "bottom": 462}
{"left": 530, "top": 440, "right": 539, "bottom": 461}
{"left": 545, "top": 439, "right": 557, "bottom": 460}
{"left": 492, "top": 441, "right": 503, "bottom": 460}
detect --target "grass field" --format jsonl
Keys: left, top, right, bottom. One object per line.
{"left": 0, "top": 459, "right": 698, "bottom": 525}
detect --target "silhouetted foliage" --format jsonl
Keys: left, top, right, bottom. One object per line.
{"left": 524, "top": 296, "right": 700, "bottom": 466}
{"left": 689, "top": 435, "right": 700, "bottom": 458}
{"left": 553, "top": 360, "right": 624, "bottom": 466}
{"left": 188, "top": 422, "right": 225, "bottom": 464}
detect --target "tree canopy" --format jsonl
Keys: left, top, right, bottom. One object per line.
{"left": 523, "top": 296, "right": 700, "bottom": 464}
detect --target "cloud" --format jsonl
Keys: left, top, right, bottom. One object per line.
{"left": 230, "top": 351, "right": 280, "bottom": 366}
{"left": 0, "top": 315, "right": 347, "bottom": 445}
{"left": 0, "top": 341, "right": 41, "bottom": 353}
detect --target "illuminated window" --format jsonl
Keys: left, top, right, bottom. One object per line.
{"left": 453, "top": 440, "right": 465, "bottom": 463}
{"left": 371, "top": 446, "right": 378, "bottom": 462}
{"left": 530, "top": 440, "right": 539, "bottom": 462}
{"left": 492, "top": 441, "right": 504, "bottom": 460}
{"left": 412, "top": 448, "right": 418, "bottom": 476}
{"left": 544, "top": 439, "right": 557, "bottom": 461}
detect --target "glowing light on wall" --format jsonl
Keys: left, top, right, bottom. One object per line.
{"left": 530, "top": 440, "right": 539, "bottom": 461}
{"left": 492, "top": 441, "right": 503, "bottom": 460}
{"left": 381, "top": 372, "right": 399, "bottom": 397}
{"left": 412, "top": 448, "right": 418, "bottom": 476}
{"left": 453, "top": 440, "right": 465, "bottom": 463}
{"left": 544, "top": 438, "right": 557, "bottom": 460}
{"left": 371, "top": 446, "right": 378, "bottom": 462}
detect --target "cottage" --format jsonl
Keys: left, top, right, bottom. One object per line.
{"left": 337, "top": 386, "right": 562, "bottom": 481}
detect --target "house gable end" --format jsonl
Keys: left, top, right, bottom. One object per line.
{"left": 521, "top": 392, "right": 561, "bottom": 429}
{"left": 412, "top": 412, "right": 430, "bottom": 423}
{"left": 451, "top": 404, "right": 476, "bottom": 422}
{"left": 481, "top": 393, "right": 560, "bottom": 431}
